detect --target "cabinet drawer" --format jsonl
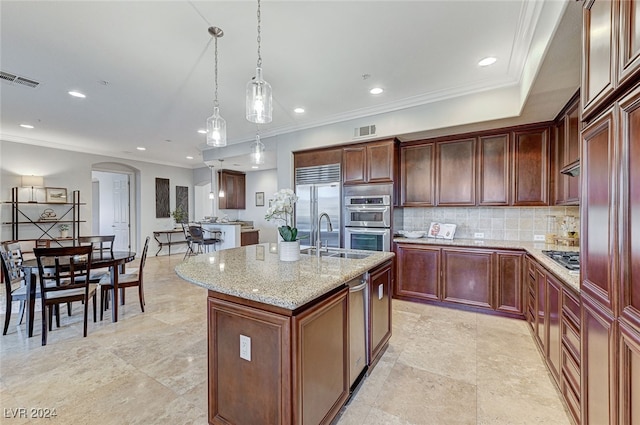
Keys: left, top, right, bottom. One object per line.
{"left": 561, "top": 346, "right": 581, "bottom": 395}
{"left": 562, "top": 290, "right": 580, "bottom": 327}
{"left": 561, "top": 374, "right": 581, "bottom": 425}
{"left": 562, "top": 318, "right": 581, "bottom": 360}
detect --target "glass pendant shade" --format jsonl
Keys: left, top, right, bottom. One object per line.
{"left": 246, "top": 67, "right": 272, "bottom": 124}
{"left": 206, "top": 107, "right": 227, "bottom": 147}
{"left": 251, "top": 135, "right": 266, "bottom": 165}
{"left": 209, "top": 191, "right": 215, "bottom": 200}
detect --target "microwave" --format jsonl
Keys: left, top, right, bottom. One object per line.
{"left": 344, "top": 195, "right": 391, "bottom": 228}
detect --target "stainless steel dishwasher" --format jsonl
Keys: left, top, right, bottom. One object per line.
{"left": 348, "top": 273, "right": 369, "bottom": 389}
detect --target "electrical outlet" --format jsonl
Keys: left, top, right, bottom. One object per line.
{"left": 240, "top": 335, "right": 251, "bottom": 361}
{"left": 533, "top": 235, "right": 546, "bottom": 241}
{"left": 378, "top": 284, "right": 384, "bottom": 300}
{"left": 474, "top": 232, "right": 484, "bottom": 239}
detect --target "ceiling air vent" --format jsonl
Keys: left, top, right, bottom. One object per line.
{"left": 0, "top": 71, "right": 40, "bottom": 88}
{"left": 354, "top": 124, "right": 376, "bottom": 139}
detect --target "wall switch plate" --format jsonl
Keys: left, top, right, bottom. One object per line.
{"left": 474, "top": 233, "right": 485, "bottom": 239}
{"left": 533, "top": 235, "right": 546, "bottom": 241}
{"left": 378, "top": 284, "right": 384, "bottom": 300}
{"left": 240, "top": 335, "right": 251, "bottom": 361}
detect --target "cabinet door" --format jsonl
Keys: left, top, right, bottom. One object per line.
{"left": 343, "top": 146, "right": 367, "bottom": 185}
{"left": 581, "top": 294, "right": 618, "bottom": 425}
{"left": 367, "top": 140, "right": 395, "bottom": 183}
{"left": 400, "top": 143, "right": 435, "bottom": 206}
{"left": 512, "top": 127, "right": 550, "bottom": 206}
{"left": 369, "top": 261, "right": 392, "bottom": 367}
{"left": 619, "top": 85, "right": 640, "bottom": 330}
{"left": 442, "top": 248, "right": 492, "bottom": 309}
{"left": 395, "top": 244, "right": 440, "bottom": 301}
{"left": 495, "top": 251, "right": 523, "bottom": 315}
{"left": 581, "top": 107, "right": 617, "bottom": 313}
{"left": 619, "top": 321, "right": 640, "bottom": 425}
{"left": 618, "top": 0, "right": 640, "bottom": 88}
{"left": 547, "top": 274, "right": 563, "bottom": 383}
{"left": 565, "top": 103, "right": 581, "bottom": 203}
{"left": 235, "top": 173, "right": 246, "bottom": 210}
{"left": 582, "top": 0, "right": 617, "bottom": 119}
{"left": 436, "top": 138, "right": 476, "bottom": 206}
{"left": 478, "top": 134, "right": 510, "bottom": 205}
{"left": 293, "top": 148, "right": 342, "bottom": 169}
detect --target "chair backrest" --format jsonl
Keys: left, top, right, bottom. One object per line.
{"left": 78, "top": 235, "right": 115, "bottom": 257}
{"left": 138, "top": 236, "right": 150, "bottom": 275}
{"left": 1, "top": 242, "right": 24, "bottom": 290}
{"left": 181, "top": 223, "right": 192, "bottom": 240}
{"left": 188, "top": 225, "right": 204, "bottom": 241}
{"left": 33, "top": 246, "right": 93, "bottom": 296}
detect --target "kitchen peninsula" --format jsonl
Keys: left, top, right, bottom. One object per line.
{"left": 175, "top": 243, "right": 394, "bottom": 425}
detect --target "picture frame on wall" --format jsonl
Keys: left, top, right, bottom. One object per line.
{"left": 45, "top": 187, "right": 68, "bottom": 203}
{"left": 256, "top": 191, "right": 265, "bottom": 207}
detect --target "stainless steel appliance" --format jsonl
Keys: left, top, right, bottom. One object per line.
{"left": 542, "top": 250, "right": 580, "bottom": 271}
{"left": 343, "top": 184, "right": 393, "bottom": 252}
{"left": 348, "top": 273, "right": 369, "bottom": 389}
{"left": 295, "top": 164, "right": 341, "bottom": 248}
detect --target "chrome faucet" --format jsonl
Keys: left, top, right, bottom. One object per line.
{"left": 316, "top": 212, "right": 333, "bottom": 256}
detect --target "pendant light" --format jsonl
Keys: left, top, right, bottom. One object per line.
{"left": 206, "top": 26, "right": 227, "bottom": 147}
{"left": 250, "top": 133, "right": 265, "bottom": 165}
{"left": 246, "top": 0, "right": 272, "bottom": 124}
{"left": 208, "top": 165, "right": 215, "bottom": 199}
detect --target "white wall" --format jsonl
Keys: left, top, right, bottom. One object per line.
{"left": 238, "top": 169, "right": 278, "bottom": 243}
{"left": 1, "top": 140, "right": 193, "bottom": 254}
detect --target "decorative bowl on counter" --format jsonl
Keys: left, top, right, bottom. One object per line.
{"left": 403, "top": 231, "right": 426, "bottom": 239}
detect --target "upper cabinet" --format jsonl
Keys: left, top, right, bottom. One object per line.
{"left": 582, "top": 0, "right": 640, "bottom": 120}
{"left": 554, "top": 92, "right": 581, "bottom": 206}
{"left": 477, "top": 133, "right": 510, "bottom": 206}
{"left": 436, "top": 138, "right": 476, "bottom": 206}
{"left": 512, "top": 126, "right": 550, "bottom": 206}
{"left": 343, "top": 139, "right": 396, "bottom": 185}
{"left": 293, "top": 147, "right": 342, "bottom": 170}
{"left": 218, "top": 170, "right": 246, "bottom": 210}
{"left": 399, "top": 142, "right": 435, "bottom": 207}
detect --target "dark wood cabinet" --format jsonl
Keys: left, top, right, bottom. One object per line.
{"left": 478, "top": 133, "right": 510, "bottom": 206}
{"left": 442, "top": 248, "right": 492, "bottom": 310}
{"left": 241, "top": 230, "right": 259, "bottom": 246}
{"left": 512, "top": 126, "right": 550, "bottom": 206}
{"left": 554, "top": 94, "right": 581, "bottom": 206}
{"left": 436, "top": 138, "right": 476, "bottom": 206}
{"left": 368, "top": 261, "right": 392, "bottom": 368}
{"left": 395, "top": 244, "right": 524, "bottom": 317}
{"left": 343, "top": 139, "right": 395, "bottom": 185}
{"left": 619, "top": 321, "right": 640, "bottom": 425}
{"left": 399, "top": 143, "right": 435, "bottom": 206}
{"left": 293, "top": 147, "right": 342, "bottom": 169}
{"left": 546, "top": 274, "right": 563, "bottom": 381}
{"left": 535, "top": 265, "right": 547, "bottom": 349}
{"left": 218, "top": 170, "right": 246, "bottom": 210}
{"left": 394, "top": 244, "right": 440, "bottom": 301}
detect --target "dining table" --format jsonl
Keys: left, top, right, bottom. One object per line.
{"left": 20, "top": 250, "right": 136, "bottom": 337}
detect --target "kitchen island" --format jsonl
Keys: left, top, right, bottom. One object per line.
{"left": 175, "top": 243, "right": 394, "bottom": 425}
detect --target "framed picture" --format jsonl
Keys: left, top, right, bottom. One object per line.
{"left": 255, "top": 191, "right": 265, "bottom": 207}
{"left": 45, "top": 187, "right": 68, "bottom": 203}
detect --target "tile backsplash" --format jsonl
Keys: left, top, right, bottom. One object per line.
{"left": 395, "top": 206, "right": 580, "bottom": 241}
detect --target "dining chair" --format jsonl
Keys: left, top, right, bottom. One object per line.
{"left": 182, "top": 223, "right": 195, "bottom": 259}
{"left": 1, "top": 242, "right": 32, "bottom": 335}
{"left": 100, "top": 236, "right": 149, "bottom": 320}
{"left": 188, "top": 225, "right": 219, "bottom": 254}
{"left": 33, "top": 245, "right": 97, "bottom": 346}
{"left": 77, "top": 235, "right": 115, "bottom": 282}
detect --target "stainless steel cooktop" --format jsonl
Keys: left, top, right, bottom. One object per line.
{"left": 542, "top": 250, "right": 580, "bottom": 271}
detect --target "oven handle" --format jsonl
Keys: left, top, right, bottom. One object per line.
{"left": 346, "top": 228, "right": 390, "bottom": 235}
{"left": 345, "top": 205, "right": 390, "bottom": 211}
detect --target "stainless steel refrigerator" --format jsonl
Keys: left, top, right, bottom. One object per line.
{"left": 294, "top": 164, "right": 341, "bottom": 248}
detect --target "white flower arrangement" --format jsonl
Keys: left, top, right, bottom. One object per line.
{"left": 264, "top": 188, "right": 300, "bottom": 241}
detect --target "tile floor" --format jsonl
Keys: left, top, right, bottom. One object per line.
{"left": 0, "top": 254, "right": 571, "bottom": 425}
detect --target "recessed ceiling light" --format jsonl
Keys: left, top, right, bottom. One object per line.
{"left": 294, "top": 107, "right": 305, "bottom": 114}
{"left": 369, "top": 87, "right": 383, "bottom": 95}
{"left": 251, "top": 165, "right": 259, "bottom": 169}
{"left": 68, "top": 90, "right": 86, "bottom": 98}
{"left": 478, "top": 57, "right": 497, "bottom": 67}
{"left": 20, "top": 124, "right": 34, "bottom": 129}
{"left": 136, "top": 147, "right": 146, "bottom": 151}
{"left": 186, "top": 156, "right": 194, "bottom": 160}
{"left": 197, "top": 129, "right": 207, "bottom": 134}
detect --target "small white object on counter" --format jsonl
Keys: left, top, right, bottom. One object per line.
{"left": 403, "top": 231, "right": 426, "bottom": 239}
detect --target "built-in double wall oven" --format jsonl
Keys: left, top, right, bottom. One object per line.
{"left": 343, "top": 184, "right": 392, "bottom": 252}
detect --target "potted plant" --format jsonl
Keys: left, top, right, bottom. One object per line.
{"left": 171, "top": 207, "right": 188, "bottom": 228}
{"left": 58, "top": 223, "right": 69, "bottom": 238}
{"left": 265, "top": 188, "right": 302, "bottom": 261}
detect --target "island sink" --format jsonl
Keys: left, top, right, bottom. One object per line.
{"left": 300, "top": 247, "right": 373, "bottom": 260}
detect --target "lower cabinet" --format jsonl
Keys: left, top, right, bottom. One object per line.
{"left": 369, "top": 260, "right": 393, "bottom": 368}
{"left": 394, "top": 243, "right": 524, "bottom": 316}
{"left": 240, "top": 230, "right": 259, "bottom": 246}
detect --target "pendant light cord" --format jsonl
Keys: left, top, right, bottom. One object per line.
{"left": 214, "top": 34, "right": 219, "bottom": 108}
{"left": 256, "top": 0, "right": 262, "bottom": 68}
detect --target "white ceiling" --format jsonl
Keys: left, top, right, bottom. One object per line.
{"left": 0, "top": 1, "right": 581, "bottom": 171}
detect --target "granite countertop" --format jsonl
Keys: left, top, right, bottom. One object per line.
{"left": 175, "top": 243, "right": 395, "bottom": 310}
{"left": 394, "top": 237, "right": 580, "bottom": 292}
